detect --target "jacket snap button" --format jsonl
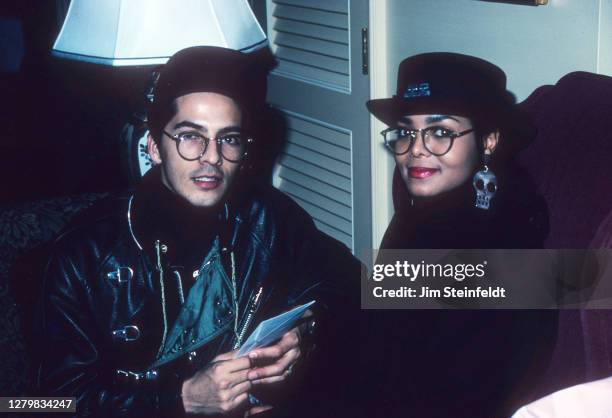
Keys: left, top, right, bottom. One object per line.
{"left": 145, "top": 370, "right": 158, "bottom": 380}
{"left": 161, "top": 244, "right": 168, "bottom": 253}
{"left": 112, "top": 325, "right": 140, "bottom": 342}
{"left": 107, "top": 267, "right": 133, "bottom": 283}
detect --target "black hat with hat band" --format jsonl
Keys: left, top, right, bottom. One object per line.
{"left": 367, "top": 52, "right": 535, "bottom": 152}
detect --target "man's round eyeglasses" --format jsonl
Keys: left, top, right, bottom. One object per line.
{"left": 163, "top": 130, "right": 253, "bottom": 162}
{"left": 381, "top": 126, "right": 474, "bottom": 157}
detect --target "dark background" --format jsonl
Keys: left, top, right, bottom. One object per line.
{"left": 1, "top": 0, "right": 153, "bottom": 204}
{"left": 0, "top": 1, "right": 175, "bottom": 396}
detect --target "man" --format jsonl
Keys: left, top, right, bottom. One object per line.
{"left": 37, "top": 46, "right": 359, "bottom": 417}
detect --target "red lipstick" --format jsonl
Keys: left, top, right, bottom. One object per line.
{"left": 408, "top": 167, "right": 439, "bottom": 179}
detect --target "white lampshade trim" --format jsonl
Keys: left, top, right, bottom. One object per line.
{"left": 53, "top": 0, "right": 267, "bottom": 66}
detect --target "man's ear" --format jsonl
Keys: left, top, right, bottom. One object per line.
{"left": 147, "top": 134, "right": 163, "bottom": 165}
{"left": 483, "top": 130, "right": 500, "bottom": 155}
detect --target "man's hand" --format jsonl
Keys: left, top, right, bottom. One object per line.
{"left": 247, "top": 309, "right": 313, "bottom": 385}
{"left": 182, "top": 350, "right": 252, "bottom": 415}
{"left": 247, "top": 328, "right": 301, "bottom": 385}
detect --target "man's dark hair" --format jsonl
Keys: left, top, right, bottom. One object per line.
{"left": 148, "top": 100, "right": 179, "bottom": 143}
{"left": 147, "top": 96, "right": 257, "bottom": 144}
{"left": 147, "top": 46, "right": 275, "bottom": 145}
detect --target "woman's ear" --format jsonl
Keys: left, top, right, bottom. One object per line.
{"left": 483, "top": 130, "right": 500, "bottom": 155}
{"left": 147, "top": 134, "right": 163, "bottom": 165}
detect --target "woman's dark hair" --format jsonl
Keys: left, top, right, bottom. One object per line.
{"left": 469, "top": 115, "right": 540, "bottom": 212}
{"left": 470, "top": 116, "right": 512, "bottom": 171}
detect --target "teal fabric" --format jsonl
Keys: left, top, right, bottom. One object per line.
{"left": 151, "top": 237, "right": 235, "bottom": 369}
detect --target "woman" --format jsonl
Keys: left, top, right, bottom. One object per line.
{"left": 369, "top": 52, "right": 547, "bottom": 249}
{"left": 361, "top": 53, "right": 557, "bottom": 418}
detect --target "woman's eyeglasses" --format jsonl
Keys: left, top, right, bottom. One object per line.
{"left": 381, "top": 126, "right": 474, "bottom": 156}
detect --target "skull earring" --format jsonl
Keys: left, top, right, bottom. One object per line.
{"left": 472, "top": 153, "right": 497, "bottom": 210}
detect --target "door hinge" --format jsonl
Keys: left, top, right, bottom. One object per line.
{"left": 361, "top": 27, "right": 369, "bottom": 75}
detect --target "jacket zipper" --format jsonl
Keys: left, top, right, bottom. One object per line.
{"left": 233, "top": 286, "right": 264, "bottom": 350}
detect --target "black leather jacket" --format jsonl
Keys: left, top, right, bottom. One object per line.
{"left": 36, "top": 183, "right": 359, "bottom": 417}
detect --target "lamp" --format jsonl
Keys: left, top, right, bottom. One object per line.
{"left": 52, "top": 0, "right": 268, "bottom": 179}
{"left": 53, "top": 0, "right": 267, "bottom": 66}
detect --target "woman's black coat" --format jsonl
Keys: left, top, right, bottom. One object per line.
{"left": 361, "top": 169, "right": 558, "bottom": 418}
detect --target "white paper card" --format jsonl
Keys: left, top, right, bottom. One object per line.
{"left": 236, "top": 300, "right": 315, "bottom": 357}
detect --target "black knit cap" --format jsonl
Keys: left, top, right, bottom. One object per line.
{"left": 367, "top": 52, "right": 535, "bottom": 151}
{"left": 148, "top": 46, "right": 271, "bottom": 138}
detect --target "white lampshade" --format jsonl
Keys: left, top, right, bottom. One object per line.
{"left": 52, "top": 0, "right": 267, "bottom": 66}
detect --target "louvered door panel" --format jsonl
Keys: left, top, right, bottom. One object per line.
{"left": 266, "top": 0, "right": 370, "bottom": 256}
{"left": 280, "top": 155, "right": 351, "bottom": 191}
{"left": 274, "top": 110, "right": 353, "bottom": 248}
{"left": 268, "top": 0, "right": 350, "bottom": 91}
